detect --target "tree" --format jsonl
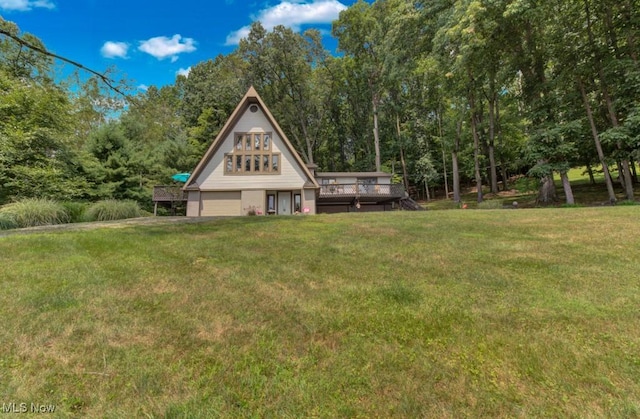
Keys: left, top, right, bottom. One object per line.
{"left": 333, "top": 0, "right": 389, "bottom": 171}
{"left": 180, "top": 53, "right": 247, "bottom": 155}
{"left": 239, "top": 23, "right": 328, "bottom": 164}
{"left": 0, "top": 70, "right": 88, "bottom": 203}
{"left": 83, "top": 122, "right": 140, "bottom": 201}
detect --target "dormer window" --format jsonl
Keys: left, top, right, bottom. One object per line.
{"left": 225, "top": 132, "right": 281, "bottom": 175}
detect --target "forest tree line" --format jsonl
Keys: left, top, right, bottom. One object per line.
{"left": 1, "top": 0, "right": 639, "bottom": 209}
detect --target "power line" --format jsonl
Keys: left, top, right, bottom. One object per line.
{"left": 0, "top": 28, "right": 126, "bottom": 97}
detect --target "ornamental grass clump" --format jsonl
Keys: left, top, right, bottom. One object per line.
{"left": 0, "top": 198, "right": 70, "bottom": 228}
{"left": 83, "top": 200, "right": 142, "bottom": 222}
{"left": 0, "top": 212, "right": 18, "bottom": 230}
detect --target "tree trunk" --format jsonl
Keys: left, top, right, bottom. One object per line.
{"left": 487, "top": 85, "right": 499, "bottom": 194}
{"left": 584, "top": 0, "right": 634, "bottom": 200}
{"left": 452, "top": 120, "right": 462, "bottom": 203}
{"left": 630, "top": 157, "right": 638, "bottom": 183}
{"left": 372, "top": 93, "right": 381, "bottom": 172}
{"left": 438, "top": 110, "right": 449, "bottom": 198}
{"left": 470, "top": 106, "right": 483, "bottom": 203}
{"left": 488, "top": 142, "right": 498, "bottom": 194}
{"left": 300, "top": 120, "right": 314, "bottom": 164}
{"left": 400, "top": 146, "right": 409, "bottom": 193}
{"left": 442, "top": 149, "right": 449, "bottom": 198}
{"left": 467, "top": 77, "right": 483, "bottom": 203}
{"left": 560, "top": 171, "right": 575, "bottom": 205}
{"left": 586, "top": 163, "right": 596, "bottom": 185}
{"left": 577, "top": 77, "right": 617, "bottom": 203}
{"left": 501, "top": 165, "right": 509, "bottom": 190}
{"left": 496, "top": 96, "right": 508, "bottom": 191}
{"left": 396, "top": 115, "right": 409, "bottom": 192}
{"left": 537, "top": 169, "right": 557, "bottom": 204}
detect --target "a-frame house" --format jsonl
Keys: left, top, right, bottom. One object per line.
{"left": 183, "top": 86, "right": 319, "bottom": 216}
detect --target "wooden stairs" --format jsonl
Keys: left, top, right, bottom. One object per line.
{"left": 399, "top": 197, "right": 426, "bottom": 211}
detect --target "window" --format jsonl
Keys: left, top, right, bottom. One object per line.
{"left": 224, "top": 132, "right": 280, "bottom": 175}
{"left": 294, "top": 194, "right": 301, "bottom": 213}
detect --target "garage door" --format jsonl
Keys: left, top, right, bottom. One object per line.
{"left": 200, "top": 191, "right": 242, "bottom": 216}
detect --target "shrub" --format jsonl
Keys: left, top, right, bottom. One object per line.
{"left": 83, "top": 200, "right": 142, "bottom": 222}
{"left": 618, "top": 200, "right": 639, "bottom": 206}
{"left": 0, "top": 213, "right": 18, "bottom": 230}
{"left": 0, "top": 198, "right": 70, "bottom": 228}
{"left": 513, "top": 176, "right": 539, "bottom": 193}
{"left": 61, "top": 201, "right": 89, "bottom": 223}
{"left": 477, "top": 200, "right": 504, "bottom": 210}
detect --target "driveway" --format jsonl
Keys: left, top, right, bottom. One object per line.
{"left": 0, "top": 216, "right": 222, "bottom": 237}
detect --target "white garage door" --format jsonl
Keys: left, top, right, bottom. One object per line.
{"left": 200, "top": 191, "right": 242, "bottom": 216}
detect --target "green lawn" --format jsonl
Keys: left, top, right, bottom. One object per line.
{"left": 1, "top": 209, "right": 640, "bottom": 417}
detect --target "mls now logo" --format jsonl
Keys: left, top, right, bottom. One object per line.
{"left": 1, "top": 402, "right": 56, "bottom": 413}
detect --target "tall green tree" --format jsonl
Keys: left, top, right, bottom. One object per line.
{"left": 180, "top": 53, "right": 247, "bottom": 154}
{"left": 239, "top": 23, "right": 328, "bottom": 164}
{"left": 0, "top": 70, "right": 88, "bottom": 203}
{"left": 333, "top": 0, "right": 389, "bottom": 171}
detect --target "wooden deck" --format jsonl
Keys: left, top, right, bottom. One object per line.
{"left": 318, "top": 183, "right": 404, "bottom": 203}
{"left": 152, "top": 186, "right": 187, "bottom": 216}
{"left": 153, "top": 186, "right": 187, "bottom": 202}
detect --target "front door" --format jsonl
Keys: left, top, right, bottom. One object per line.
{"left": 277, "top": 192, "right": 291, "bottom": 215}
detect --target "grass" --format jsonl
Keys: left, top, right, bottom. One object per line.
{"left": 1, "top": 209, "right": 640, "bottom": 417}
{"left": 60, "top": 202, "right": 89, "bottom": 224}
{"left": 0, "top": 198, "right": 69, "bottom": 229}
{"left": 82, "top": 200, "right": 143, "bottom": 222}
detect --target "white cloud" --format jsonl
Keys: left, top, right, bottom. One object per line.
{"left": 138, "top": 84, "right": 149, "bottom": 91}
{"left": 225, "top": 0, "right": 347, "bottom": 45}
{"left": 176, "top": 67, "right": 191, "bottom": 77}
{"left": 100, "top": 41, "right": 129, "bottom": 59}
{"left": 138, "top": 34, "right": 196, "bottom": 61}
{"left": 0, "top": 0, "right": 54, "bottom": 11}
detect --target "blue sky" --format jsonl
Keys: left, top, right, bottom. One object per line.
{"left": 0, "top": 0, "right": 367, "bottom": 91}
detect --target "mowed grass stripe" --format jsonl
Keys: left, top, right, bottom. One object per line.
{"left": 0, "top": 208, "right": 639, "bottom": 417}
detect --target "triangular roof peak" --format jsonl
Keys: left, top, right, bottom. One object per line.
{"left": 246, "top": 85, "right": 259, "bottom": 97}
{"left": 184, "top": 86, "right": 319, "bottom": 189}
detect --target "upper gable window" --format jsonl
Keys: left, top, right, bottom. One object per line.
{"left": 225, "top": 132, "right": 280, "bottom": 175}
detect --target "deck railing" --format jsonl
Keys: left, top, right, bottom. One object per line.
{"left": 319, "top": 183, "right": 404, "bottom": 198}
{"left": 153, "top": 185, "right": 187, "bottom": 202}
{"left": 153, "top": 184, "right": 404, "bottom": 202}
